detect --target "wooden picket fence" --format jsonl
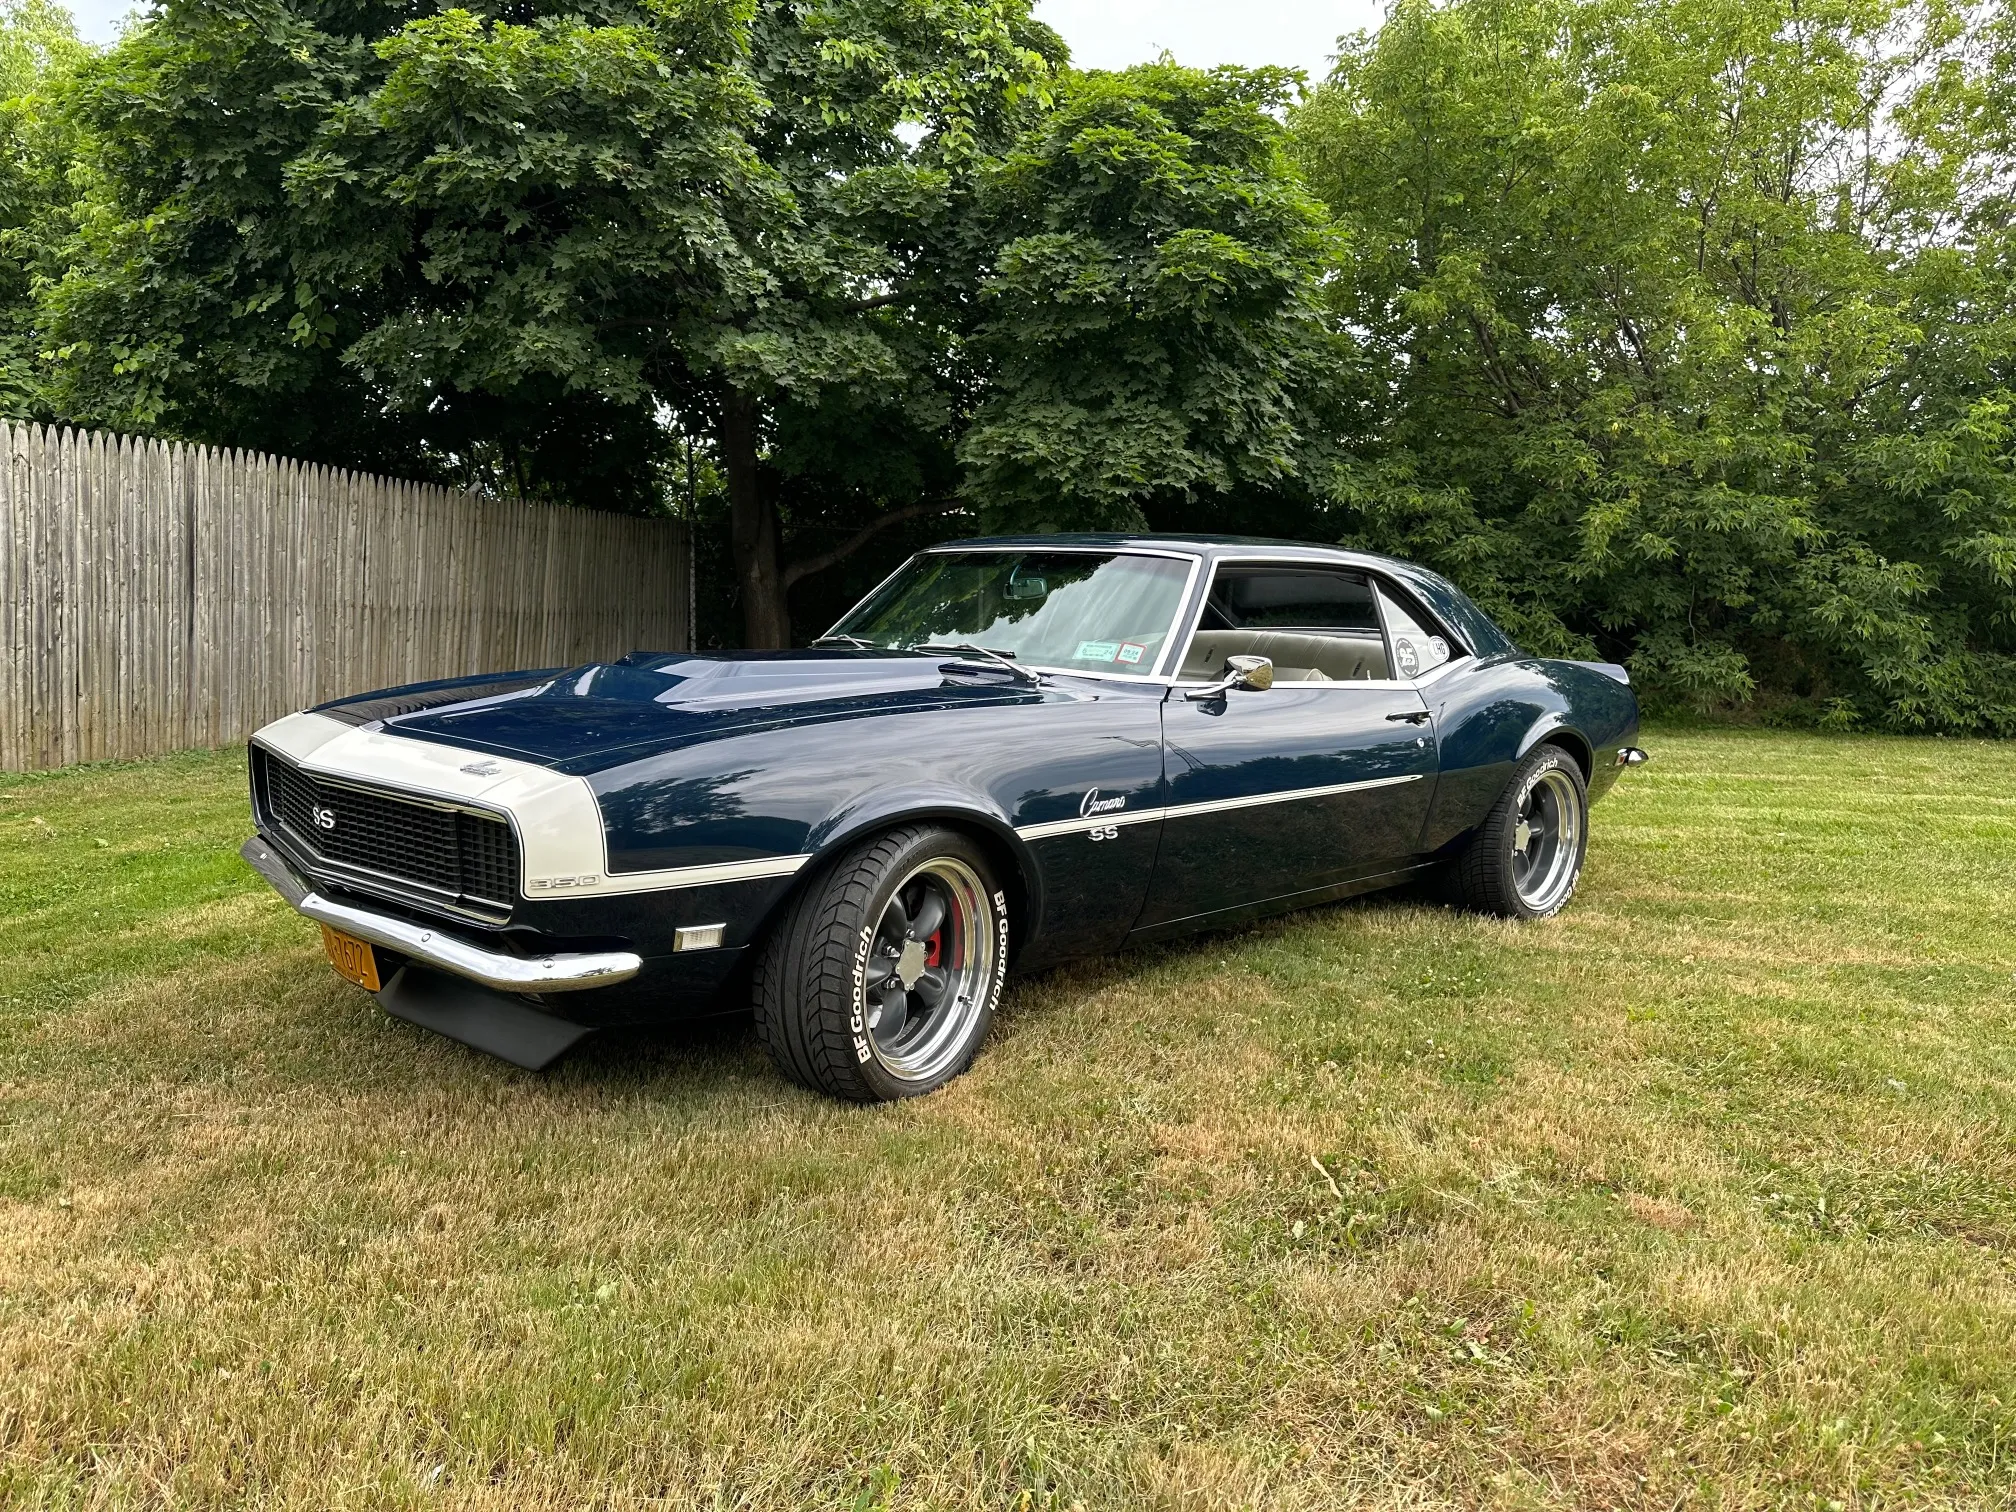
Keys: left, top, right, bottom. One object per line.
{"left": 0, "top": 422, "right": 690, "bottom": 771}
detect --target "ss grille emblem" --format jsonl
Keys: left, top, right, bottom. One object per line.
{"left": 311, "top": 805, "right": 337, "bottom": 831}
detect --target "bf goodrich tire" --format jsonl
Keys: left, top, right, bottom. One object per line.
{"left": 1455, "top": 744, "right": 1589, "bottom": 919}
{"left": 752, "top": 826, "right": 1009, "bottom": 1102}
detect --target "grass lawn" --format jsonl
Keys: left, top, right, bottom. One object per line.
{"left": 2, "top": 729, "right": 2014, "bottom": 1509}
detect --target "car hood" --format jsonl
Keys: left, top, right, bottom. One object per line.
{"left": 328, "top": 651, "right": 1049, "bottom": 773}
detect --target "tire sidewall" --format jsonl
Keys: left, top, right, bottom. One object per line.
{"left": 1502, "top": 746, "right": 1588, "bottom": 919}
{"left": 844, "top": 829, "right": 1009, "bottom": 1100}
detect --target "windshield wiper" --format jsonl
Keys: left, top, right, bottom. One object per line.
{"left": 812, "top": 633, "right": 877, "bottom": 649}
{"left": 917, "top": 642, "right": 1045, "bottom": 685}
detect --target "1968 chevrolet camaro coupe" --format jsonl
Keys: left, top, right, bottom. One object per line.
{"left": 242, "top": 534, "right": 1645, "bottom": 1100}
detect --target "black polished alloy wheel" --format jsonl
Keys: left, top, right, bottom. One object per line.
{"left": 1454, "top": 744, "right": 1590, "bottom": 919}
{"left": 753, "top": 826, "right": 1008, "bottom": 1101}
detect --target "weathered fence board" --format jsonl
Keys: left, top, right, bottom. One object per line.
{"left": 0, "top": 421, "right": 689, "bottom": 770}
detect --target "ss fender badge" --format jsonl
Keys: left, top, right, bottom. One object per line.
{"left": 530, "top": 875, "right": 601, "bottom": 891}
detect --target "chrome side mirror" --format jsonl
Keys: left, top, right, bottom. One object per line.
{"left": 1229, "top": 655, "right": 1274, "bottom": 691}
{"left": 1185, "top": 654, "right": 1274, "bottom": 700}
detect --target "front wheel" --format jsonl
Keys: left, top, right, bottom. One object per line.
{"left": 1454, "top": 744, "right": 1589, "bottom": 919}
{"left": 752, "top": 826, "right": 1009, "bottom": 1102}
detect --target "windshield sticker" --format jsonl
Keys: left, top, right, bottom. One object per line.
{"left": 1075, "top": 640, "right": 1120, "bottom": 662}
{"left": 1116, "top": 642, "right": 1147, "bottom": 665}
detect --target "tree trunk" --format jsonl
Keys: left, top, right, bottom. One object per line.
{"left": 722, "top": 388, "right": 791, "bottom": 649}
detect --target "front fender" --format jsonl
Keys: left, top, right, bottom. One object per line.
{"left": 585, "top": 683, "right": 1167, "bottom": 971}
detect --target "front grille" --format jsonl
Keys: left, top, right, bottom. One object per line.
{"left": 253, "top": 747, "right": 521, "bottom": 915}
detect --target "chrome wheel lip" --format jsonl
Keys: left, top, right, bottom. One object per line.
{"left": 1511, "top": 766, "right": 1582, "bottom": 913}
{"left": 862, "top": 856, "right": 995, "bottom": 1082}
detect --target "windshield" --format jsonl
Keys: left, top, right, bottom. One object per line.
{"left": 828, "top": 551, "right": 1194, "bottom": 676}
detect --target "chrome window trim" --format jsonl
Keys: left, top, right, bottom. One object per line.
{"left": 1371, "top": 577, "right": 1464, "bottom": 684}
{"left": 917, "top": 544, "right": 1204, "bottom": 562}
{"left": 825, "top": 545, "right": 1207, "bottom": 684}
{"left": 1172, "top": 657, "right": 1472, "bottom": 695}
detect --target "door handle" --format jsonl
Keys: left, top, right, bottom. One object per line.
{"left": 1386, "top": 710, "right": 1431, "bottom": 724}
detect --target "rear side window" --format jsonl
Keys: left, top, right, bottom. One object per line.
{"left": 1375, "top": 582, "right": 1462, "bottom": 678}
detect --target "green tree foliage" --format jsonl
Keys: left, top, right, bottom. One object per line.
{"left": 43, "top": 0, "right": 790, "bottom": 512}
{"left": 958, "top": 63, "right": 1339, "bottom": 532}
{"left": 22, "top": 0, "right": 2016, "bottom": 724}
{"left": 41, "top": 0, "right": 1347, "bottom": 647}
{"left": 0, "top": 0, "right": 86, "bottom": 413}
{"left": 42, "top": 0, "right": 1069, "bottom": 645}
{"left": 1292, "top": 0, "right": 2016, "bottom": 730}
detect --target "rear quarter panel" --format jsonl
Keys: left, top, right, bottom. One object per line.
{"left": 1420, "top": 656, "right": 1641, "bottom": 854}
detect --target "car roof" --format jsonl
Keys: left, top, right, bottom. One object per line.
{"left": 930, "top": 532, "right": 1410, "bottom": 570}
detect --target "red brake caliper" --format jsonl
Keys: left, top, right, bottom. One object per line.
{"left": 924, "top": 930, "right": 942, "bottom": 967}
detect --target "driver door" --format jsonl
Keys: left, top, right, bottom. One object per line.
{"left": 1133, "top": 563, "right": 1440, "bottom": 931}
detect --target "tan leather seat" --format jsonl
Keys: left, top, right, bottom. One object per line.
{"left": 1180, "top": 629, "right": 1390, "bottom": 682}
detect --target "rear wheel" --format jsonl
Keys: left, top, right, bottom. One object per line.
{"left": 752, "top": 826, "right": 1008, "bottom": 1101}
{"left": 1455, "top": 744, "right": 1588, "bottom": 919}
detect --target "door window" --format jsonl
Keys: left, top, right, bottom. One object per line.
{"left": 1175, "top": 563, "right": 1469, "bottom": 685}
{"left": 1176, "top": 566, "right": 1391, "bottom": 683}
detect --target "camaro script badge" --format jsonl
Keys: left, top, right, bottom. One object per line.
{"left": 311, "top": 805, "right": 337, "bottom": 830}
{"left": 1080, "top": 789, "right": 1127, "bottom": 818}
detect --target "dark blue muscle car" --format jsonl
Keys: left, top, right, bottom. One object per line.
{"left": 242, "top": 535, "right": 1645, "bottom": 1100}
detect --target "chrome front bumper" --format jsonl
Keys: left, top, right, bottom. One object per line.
{"left": 240, "top": 836, "right": 642, "bottom": 994}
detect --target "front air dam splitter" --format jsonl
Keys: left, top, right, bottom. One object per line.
{"left": 240, "top": 835, "right": 621, "bottom": 1069}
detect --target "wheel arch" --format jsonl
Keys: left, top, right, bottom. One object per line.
{"left": 1517, "top": 716, "right": 1593, "bottom": 782}
{"left": 752, "top": 798, "right": 1043, "bottom": 967}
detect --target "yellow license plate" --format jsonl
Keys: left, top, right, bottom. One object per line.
{"left": 320, "top": 925, "right": 382, "bottom": 991}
